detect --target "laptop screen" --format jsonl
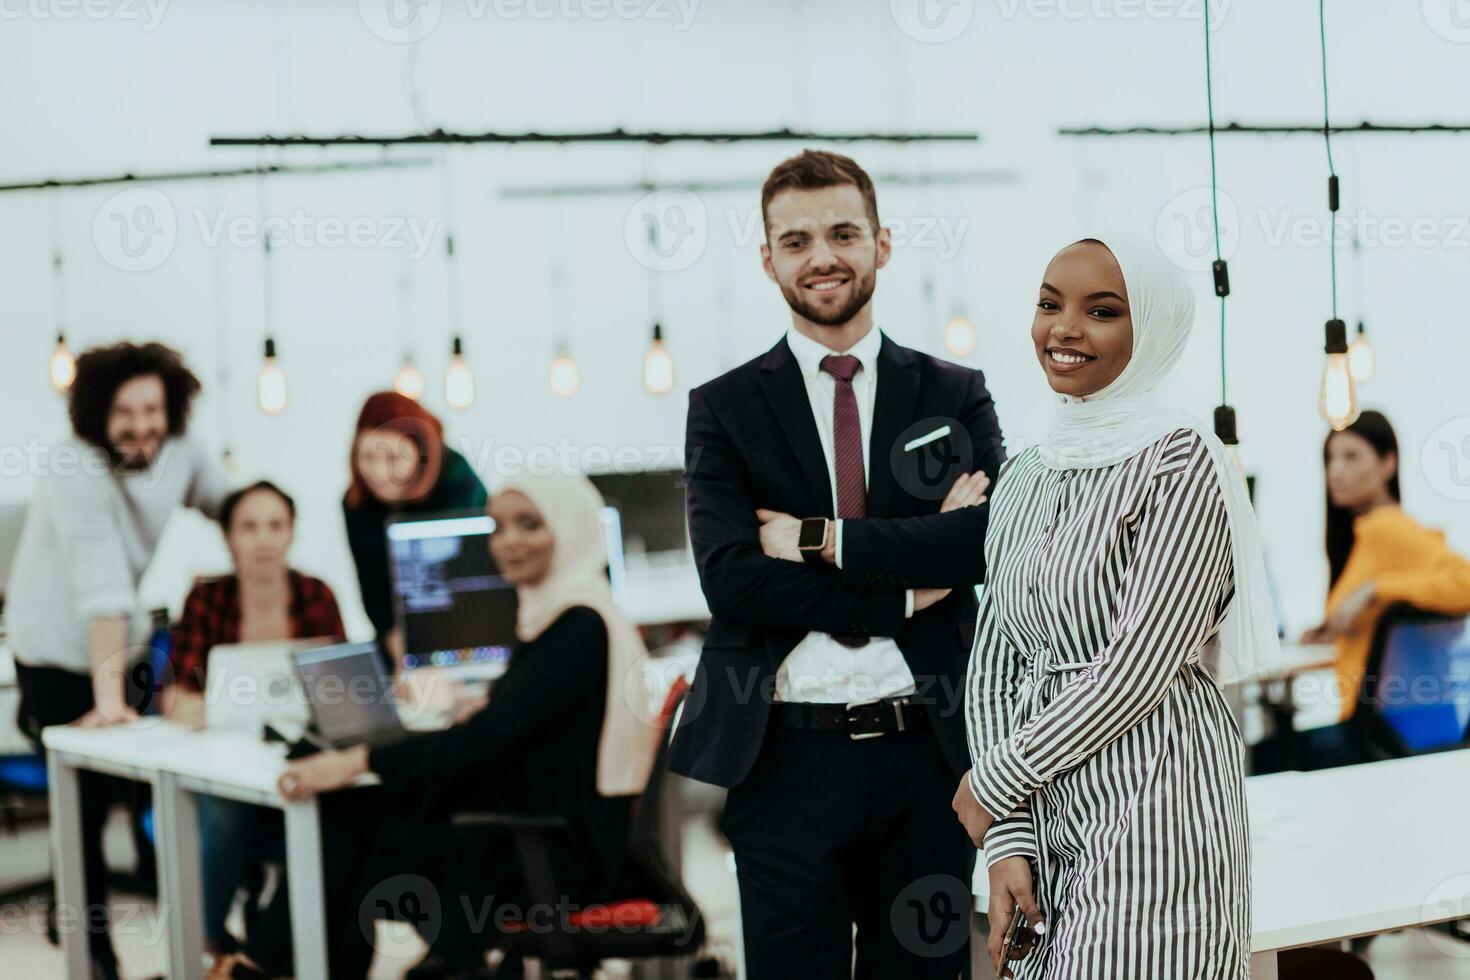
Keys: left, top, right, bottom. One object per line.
{"left": 293, "top": 642, "right": 402, "bottom": 745}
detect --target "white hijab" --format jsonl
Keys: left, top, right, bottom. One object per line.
{"left": 500, "top": 473, "right": 659, "bottom": 797}
{"left": 1035, "top": 232, "right": 1279, "bottom": 684}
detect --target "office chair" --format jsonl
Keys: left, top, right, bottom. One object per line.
{"left": 1349, "top": 604, "right": 1470, "bottom": 760}
{"left": 452, "top": 676, "right": 707, "bottom": 979}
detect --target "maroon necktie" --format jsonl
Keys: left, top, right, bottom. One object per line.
{"left": 821, "top": 354, "right": 867, "bottom": 518}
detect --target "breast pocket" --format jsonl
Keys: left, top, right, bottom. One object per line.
{"left": 887, "top": 417, "right": 974, "bottom": 505}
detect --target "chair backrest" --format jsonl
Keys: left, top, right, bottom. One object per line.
{"left": 620, "top": 673, "right": 702, "bottom": 915}
{"left": 631, "top": 674, "right": 690, "bottom": 845}
{"left": 1354, "top": 605, "right": 1470, "bottom": 756}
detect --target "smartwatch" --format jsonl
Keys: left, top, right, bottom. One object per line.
{"left": 798, "top": 518, "right": 830, "bottom": 566}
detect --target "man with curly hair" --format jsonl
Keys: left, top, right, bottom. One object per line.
{"left": 7, "top": 341, "right": 230, "bottom": 979}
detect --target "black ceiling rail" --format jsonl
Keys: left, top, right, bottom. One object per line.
{"left": 209, "top": 126, "right": 981, "bottom": 148}
{"left": 1059, "top": 121, "right": 1470, "bottom": 136}
{"left": 497, "top": 169, "right": 1019, "bottom": 200}
{"left": 0, "top": 158, "right": 434, "bottom": 194}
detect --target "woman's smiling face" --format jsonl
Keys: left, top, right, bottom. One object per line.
{"left": 1031, "top": 240, "right": 1135, "bottom": 397}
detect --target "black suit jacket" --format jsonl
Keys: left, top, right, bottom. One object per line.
{"left": 669, "top": 333, "right": 1006, "bottom": 788}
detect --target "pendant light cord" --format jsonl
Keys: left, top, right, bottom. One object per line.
{"left": 1203, "top": 0, "right": 1226, "bottom": 406}
{"left": 1319, "top": 0, "right": 1339, "bottom": 321}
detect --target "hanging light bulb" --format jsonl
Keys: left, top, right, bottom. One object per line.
{"left": 257, "top": 338, "right": 288, "bottom": 415}
{"left": 1318, "top": 319, "right": 1359, "bottom": 431}
{"left": 942, "top": 313, "right": 976, "bottom": 357}
{"left": 1347, "top": 320, "right": 1375, "bottom": 383}
{"left": 444, "top": 336, "right": 475, "bottom": 411}
{"left": 1213, "top": 405, "right": 1249, "bottom": 484}
{"left": 549, "top": 346, "right": 580, "bottom": 398}
{"left": 394, "top": 352, "right": 426, "bottom": 400}
{"left": 49, "top": 333, "right": 76, "bottom": 391}
{"left": 643, "top": 323, "right": 674, "bottom": 395}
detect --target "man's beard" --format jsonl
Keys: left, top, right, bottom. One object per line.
{"left": 110, "top": 436, "right": 163, "bottom": 471}
{"left": 778, "top": 267, "right": 877, "bottom": 327}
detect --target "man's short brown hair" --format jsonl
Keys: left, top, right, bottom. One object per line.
{"left": 761, "top": 149, "right": 880, "bottom": 239}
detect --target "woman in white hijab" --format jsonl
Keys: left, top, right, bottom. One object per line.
{"left": 952, "top": 234, "right": 1277, "bottom": 979}
{"left": 214, "top": 473, "right": 661, "bottom": 979}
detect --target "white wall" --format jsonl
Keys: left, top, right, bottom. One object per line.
{"left": 1, "top": 0, "right": 1467, "bottom": 637}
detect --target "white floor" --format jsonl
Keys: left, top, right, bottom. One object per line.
{"left": 3, "top": 774, "right": 1469, "bottom": 978}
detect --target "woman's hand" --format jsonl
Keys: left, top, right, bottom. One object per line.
{"left": 1325, "top": 581, "right": 1377, "bottom": 638}
{"left": 161, "top": 687, "right": 207, "bottom": 730}
{"left": 1305, "top": 580, "right": 1378, "bottom": 642}
{"left": 277, "top": 745, "right": 370, "bottom": 802}
{"left": 951, "top": 769, "right": 995, "bottom": 847}
{"left": 941, "top": 471, "right": 991, "bottom": 513}
{"left": 988, "top": 855, "right": 1044, "bottom": 977}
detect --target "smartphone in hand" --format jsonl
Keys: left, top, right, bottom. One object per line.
{"left": 995, "top": 901, "right": 1041, "bottom": 977}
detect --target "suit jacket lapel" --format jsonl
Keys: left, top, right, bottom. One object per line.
{"left": 866, "top": 336, "right": 920, "bottom": 517}
{"left": 758, "top": 338, "right": 834, "bottom": 518}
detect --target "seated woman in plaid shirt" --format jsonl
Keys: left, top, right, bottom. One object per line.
{"left": 162, "top": 480, "right": 346, "bottom": 956}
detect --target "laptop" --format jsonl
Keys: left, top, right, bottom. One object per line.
{"left": 204, "top": 639, "right": 332, "bottom": 733}
{"left": 292, "top": 641, "right": 407, "bottom": 749}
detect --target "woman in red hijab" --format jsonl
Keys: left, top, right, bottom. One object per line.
{"left": 342, "top": 392, "right": 487, "bottom": 658}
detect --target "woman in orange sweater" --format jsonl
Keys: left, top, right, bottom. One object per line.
{"left": 1299, "top": 410, "right": 1470, "bottom": 767}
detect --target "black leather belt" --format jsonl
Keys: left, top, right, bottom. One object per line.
{"left": 777, "top": 697, "right": 926, "bottom": 740}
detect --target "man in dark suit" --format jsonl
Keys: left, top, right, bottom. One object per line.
{"left": 671, "top": 150, "right": 1006, "bottom": 978}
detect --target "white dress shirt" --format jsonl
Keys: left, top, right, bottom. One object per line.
{"left": 773, "top": 326, "right": 918, "bottom": 704}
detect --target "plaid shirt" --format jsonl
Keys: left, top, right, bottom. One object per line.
{"left": 169, "top": 570, "right": 346, "bottom": 693}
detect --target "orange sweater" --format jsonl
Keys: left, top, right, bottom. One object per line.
{"left": 1327, "top": 506, "right": 1470, "bottom": 720}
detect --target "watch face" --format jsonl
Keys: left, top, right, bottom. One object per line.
{"left": 798, "top": 519, "right": 827, "bottom": 549}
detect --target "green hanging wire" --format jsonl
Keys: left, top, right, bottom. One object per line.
{"left": 1203, "top": 0, "right": 1226, "bottom": 406}
{"left": 1319, "top": 0, "right": 1339, "bottom": 321}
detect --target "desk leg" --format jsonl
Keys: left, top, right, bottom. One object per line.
{"left": 1251, "top": 950, "right": 1279, "bottom": 980}
{"left": 46, "top": 752, "right": 91, "bottom": 980}
{"left": 157, "top": 773, "right": 204, "bottom": 980}
{"left": 284, "top": 800, "right": 329, "bottom": 978}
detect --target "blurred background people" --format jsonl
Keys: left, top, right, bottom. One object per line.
{"left": 1298, "top": 410, "right": 1470, "bottom": 768}
{"left": 212, "top": 474, "right": 658, "bottom": 978}
{"left": 5, "top": 341, "right": 229, "bottom": 979}
{"left": 342, "top": 392, "right": 486, "bottom": 665}
{"left": 162, "top": 479, "right": 345, "bottom": 954}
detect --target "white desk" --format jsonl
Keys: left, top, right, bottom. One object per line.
{"left": 619, "top": 566, "right": 710, "bottom": 626}
{"left": 1231, "top": 642, "right": 1337, "bottom": 689}
{"left": 42, "top": 721, "right": 348, "bottom": 980}
{"left": 972, "top": 750, "right": 1470, "bottom": 978}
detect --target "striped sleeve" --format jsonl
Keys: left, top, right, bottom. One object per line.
{"left": 970, "top": 432, "right": 1234, "bottom": 820}
{"left": 964, "top": 586, "right": 1036, "bottom": 867}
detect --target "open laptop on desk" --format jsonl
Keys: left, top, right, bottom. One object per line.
{"left": 205, "top": 638, "right": 332, "bottom": 734}
{"left": 293, "top": 642, "right": 407, "bottom": 750}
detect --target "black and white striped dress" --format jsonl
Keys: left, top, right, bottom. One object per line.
{"left": 966, "top": 428, "right": 1251, "bottom": 979}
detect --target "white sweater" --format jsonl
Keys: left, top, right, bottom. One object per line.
{"left": 6, "top": 433, "right": 230, "bottom": 673}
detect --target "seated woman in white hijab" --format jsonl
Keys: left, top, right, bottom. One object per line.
{"left": 952, "top": 234, "right": 1277, "bottom": 980}
{"left": 209, "top": 473, "right": 661, "bottom": 980}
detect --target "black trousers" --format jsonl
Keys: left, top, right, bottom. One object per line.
{"left": 720, "top": 717, "right": 975, "bottom": 979}
{"left": 14, "top": 661, "right": 120, "bottom": 964}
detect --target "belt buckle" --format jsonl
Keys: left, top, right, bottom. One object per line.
{"left": 845, "top": 698, "right": 884, "bottom": 741}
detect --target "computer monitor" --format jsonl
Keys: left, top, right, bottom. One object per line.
{"left": 386, "top": 510, "right": 518, "bottom": 676}
{"left": 1375, "top": 617, "right": 1470, "bottom": 752}
{"left": 588, "top": 469, "right": 688, "bottom": 562}
{"left": 0, "top": 502, "right": 30, "bottom": 609}
{"left": 292, "top": 641, "right": 405, "bottom": 749}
